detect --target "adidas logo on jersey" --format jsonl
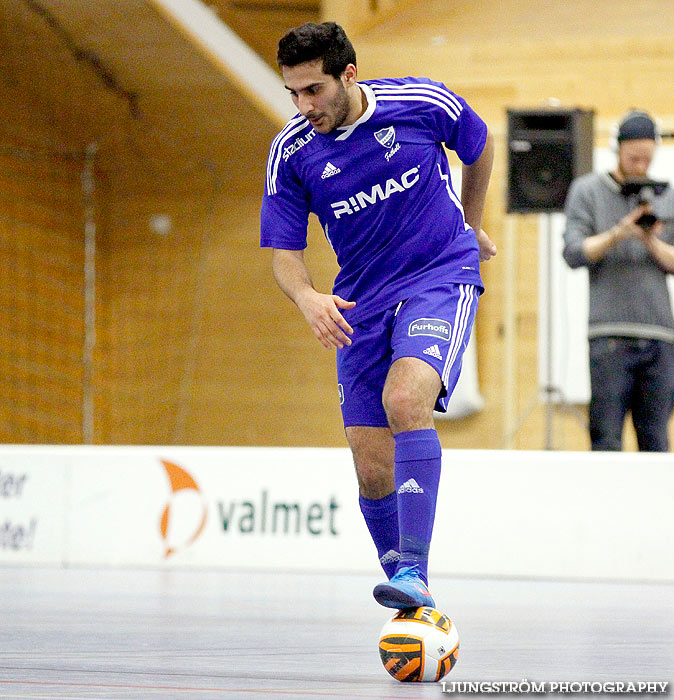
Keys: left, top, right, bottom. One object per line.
{"left": 321, "top": 161, "right": 341, "bottom": 179}
{"left": 423, "top": 344, "right": 443, "bottom": 360}
{"left": 398, "top": 478, "right": 424, "bottom": 494}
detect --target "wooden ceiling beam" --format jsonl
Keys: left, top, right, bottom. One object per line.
{"left": 148, "top": 0, "right": 296, "bottom": 127}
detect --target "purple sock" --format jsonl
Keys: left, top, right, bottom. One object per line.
{"left": 394, "top": 428, "right": 442, "bottom": 585}
{"left": 359, "top": 491, "right": 400, "bottom": 579}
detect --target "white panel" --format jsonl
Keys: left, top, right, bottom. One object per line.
{"left": 435, "top": 449, "right": 674, "bottom": 581}
{"left": 0, "top": 447, "right": 68, "bottom": 564}
{"left": 1, "top": 446, "right": 673, "bottom": 581}
{"left": 67, "top": 446, "right": 372, "bottom": 570}
{"left": 538, "top": 211, "right": 591, "bottom": 404}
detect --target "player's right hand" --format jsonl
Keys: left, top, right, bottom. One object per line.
{"left": 296, "top": 290, "right": 356, "bottom": 350}
{"left": 476, "top": 228, "right": 497, "bottom": 261}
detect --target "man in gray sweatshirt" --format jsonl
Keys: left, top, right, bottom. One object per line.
{"left": 563, "top": 110, "right": 674, "bottom": 451}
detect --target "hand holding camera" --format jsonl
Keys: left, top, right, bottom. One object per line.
{"left": 612, "top": 204, "right": 662, "bottom": 243}
{"left": 619, "top": 177, "right": 670, "bottom": 234}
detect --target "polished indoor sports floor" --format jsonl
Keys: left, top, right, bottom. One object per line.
{"left": 0, "top": 567, "right": 672, "bottom": 698}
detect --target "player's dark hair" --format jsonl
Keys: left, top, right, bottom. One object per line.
{"left": 277, "top": 22, "right": 356, "bottom": 79}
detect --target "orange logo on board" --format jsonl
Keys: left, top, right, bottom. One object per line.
{"left": 159, "top": 459, "right": 207, "bottom": 558}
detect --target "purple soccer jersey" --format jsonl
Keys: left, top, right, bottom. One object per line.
{"left": 261, "top": 77, "right": 487, "bottom": 325}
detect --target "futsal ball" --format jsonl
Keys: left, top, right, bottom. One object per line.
{"left": 378, "top": 606, "right": 459, "bottom": 682}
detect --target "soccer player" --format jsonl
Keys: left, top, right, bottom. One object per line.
{"left": 261, "top": 22, "right": 495, "bottom": 609}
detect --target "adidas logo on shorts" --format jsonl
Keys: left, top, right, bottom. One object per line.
{"left": 321, "top": 161, "right": 341, "bottom": 179}
{"left": 423, "top": 344, "right": 443, "bottom": 360}
{"left": 398, "top": 478, "right": 424, "bottom": 494}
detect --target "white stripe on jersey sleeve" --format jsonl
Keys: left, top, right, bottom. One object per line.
{"left": 371, "top": 82, "right": 463, "bottom": 119}
{"left": 373, "top": 94, "right": 460, "bottom": 121}
{"left": 371, "top": 81, "right": 463, "bottom": 111}
{"left": 266, "top": 115, "right": 304, "bottom": 189}
{"left": 266, "top": 116, "right": 310, "bottom": 195}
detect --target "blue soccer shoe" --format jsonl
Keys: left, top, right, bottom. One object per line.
{"left": 372, "top": 565, "right": 436, "bottom": 609}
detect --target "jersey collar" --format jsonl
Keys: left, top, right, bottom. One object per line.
{"left": 334, "top": 83, "right": 376, "bottom": 141}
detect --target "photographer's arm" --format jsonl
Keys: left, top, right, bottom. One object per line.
{"left": 581, "top": 204, "right": 650, "bottom": 263}
{"left": 641, "top": 225, "right": 674, "bottom": 273}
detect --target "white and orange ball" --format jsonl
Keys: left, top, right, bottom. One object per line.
{"left": 378, "top": 606, "right": 459, "bottom": 682}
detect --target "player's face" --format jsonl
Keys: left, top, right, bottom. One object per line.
{"left": 617, "top": 139, "right": 656, "bottom": 179}
{"left": 282, "top": 60, "right": 353, "bottom": 134}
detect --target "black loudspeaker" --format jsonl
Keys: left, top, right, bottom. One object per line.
{"left": 506, "top": 108, "right": 594, "bottom": 213}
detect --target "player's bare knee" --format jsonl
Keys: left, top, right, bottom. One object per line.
{"left": 382, "top": 384, "right": 425, "bottom": 432}
{"left": 346, "top": 426, "right": 395, "bottom": 498}
{"left": 352, "top": 454, "right": 393, "bottom": 498}
{"left": 357, "top": 469, "right": 394, "bottom": 500}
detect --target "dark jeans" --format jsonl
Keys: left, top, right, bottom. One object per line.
{"left": 589, "top": 337, "right": 674, "bottom": 452}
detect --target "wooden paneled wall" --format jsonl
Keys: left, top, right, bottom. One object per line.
{"left": 2, "top": 0, "right": 674, "bottom": 450}
{"left": 93, "top": 166, "right": 348, "bottom": 447}
{"left": 321, "top": 0, "right": 414, "bottom": 36}
{"left": 0, "top": 152, "right": 85, "bottom": 443}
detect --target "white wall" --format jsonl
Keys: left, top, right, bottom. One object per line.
{"left": 1, "top": 445, "right": 672, "bottom": 582}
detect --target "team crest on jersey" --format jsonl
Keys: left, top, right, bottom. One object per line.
{"left": 374, "top": 126, "right": 396, "bottom": 149}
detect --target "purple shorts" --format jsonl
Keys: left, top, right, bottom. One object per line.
{"left": 336, "top": 283, "right": 480, "bottom": 428}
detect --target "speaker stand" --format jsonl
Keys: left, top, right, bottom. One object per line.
{"left": 542, "top": 212, "right": 556, "bottom": 450}
{"left": 502, "top": 213, "right": 588, "bottom": 450}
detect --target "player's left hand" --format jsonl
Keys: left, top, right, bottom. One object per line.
{"left": 476, "top": 229, "right": 497, "bottom": 261}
